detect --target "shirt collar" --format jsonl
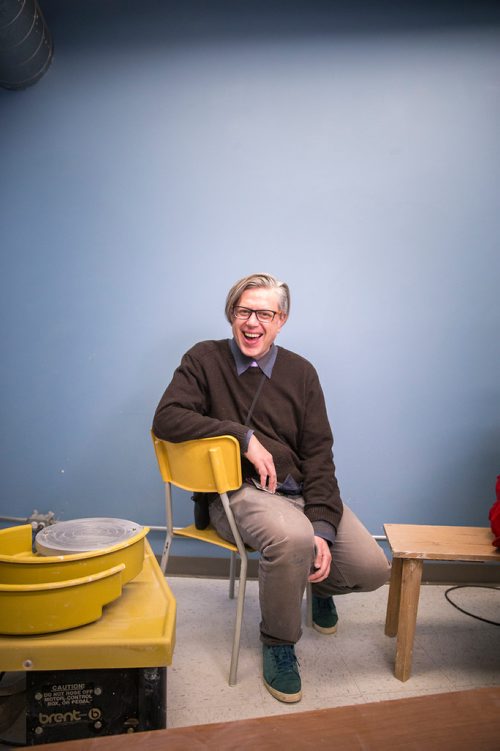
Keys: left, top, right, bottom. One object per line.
{"left": 229, "top": 339, "right": 277, "bottom": 378}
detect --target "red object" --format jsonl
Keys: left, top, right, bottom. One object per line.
{"left": 488, "top": 475, "right": 500, "bottom": 548}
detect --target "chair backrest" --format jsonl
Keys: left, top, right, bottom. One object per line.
{"left": 151, "top": 433, "right": 242, "bottom": 495}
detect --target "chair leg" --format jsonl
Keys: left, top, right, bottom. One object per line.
{"left": 229, "top": 551, "right": 236, "bottom": 600}
{"left": 161, "top": 484, "right": 174, "bottom": 575}
{"left": 306, "top": 581, "right": 313, "bottom": 627}
{"left": 160, "top": 534, "right": 172, "bottom": 575}
{"left": 218, "top": 491, "right": 249, "bottom": 687}
{"left": 229, "top": 551, "right": 247, "bottom": 687}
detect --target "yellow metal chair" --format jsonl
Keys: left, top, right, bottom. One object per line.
{"left": 151, "top": 433, "right": 249, "bottom": 686}
{"left": 151, "top": 432, "right": 313, "bottom": 687}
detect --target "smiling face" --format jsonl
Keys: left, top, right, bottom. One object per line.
{"left": 231, "top": 288, "right": 287, "bottom": 359}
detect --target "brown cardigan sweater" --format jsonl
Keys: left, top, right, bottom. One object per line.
{"left": 153, "top": 339, "right": 343, "bottom": 534}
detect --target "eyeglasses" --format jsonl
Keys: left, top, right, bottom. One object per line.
{"left": 232, "top": 306, "right": 280, "bottom": 323}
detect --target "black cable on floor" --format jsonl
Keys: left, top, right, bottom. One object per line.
{"left": 444, "top": 584, "right": 500, "bottom": 626}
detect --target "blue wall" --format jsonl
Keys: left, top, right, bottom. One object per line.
{"left": 1, "top": 1, "right": 499, "bottom": 556}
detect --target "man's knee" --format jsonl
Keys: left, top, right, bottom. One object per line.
{"left": 358, "top": 547, "right": 391, "bottom": 591}
{"left": 324, "top": 541, "right": 390, "bottom": 595}
{"left": 262, "top": 524, "right": 315, "bottom": 568}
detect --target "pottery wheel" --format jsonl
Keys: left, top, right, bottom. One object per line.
{"left": 35, "top": 517, "right": 143, "bottom": 555}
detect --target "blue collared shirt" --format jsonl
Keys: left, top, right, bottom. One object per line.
{"left": 228, "top": 338, "right": 334, "bottom": 547}
{"left": 229, "top": 338, "right": 278, "bottom": 378}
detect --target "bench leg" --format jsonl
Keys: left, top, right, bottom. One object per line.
{"left": 394, "top": 558, "right": 423, "bottom": 682}
{"left": 385, "top": 557, "right": 403, "bottom": 637}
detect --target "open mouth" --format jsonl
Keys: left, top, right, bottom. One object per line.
{"left": 243, "top": 332, "right": 262, "bottom": 340}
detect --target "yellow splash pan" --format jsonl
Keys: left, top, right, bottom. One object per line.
{"left": 0, "top": 523, "right": 149, "bottom": 585}
{"left": 0, "top": 563, "right": 126, "bottom": 635}
{"left": 0, "top": 522, "right": 149, "bottom": 635}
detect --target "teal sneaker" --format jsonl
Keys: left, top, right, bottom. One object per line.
{"left": 312, "top": 595, "right": 338, "bottom": 634}
{"left": 262, "top": 644, "right": 302, "bottom": 703}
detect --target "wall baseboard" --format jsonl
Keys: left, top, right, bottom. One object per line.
{"left": 161, "top": 555, "right": 500, "bottom": 584}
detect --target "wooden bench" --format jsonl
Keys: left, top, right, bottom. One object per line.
{"left": 384, "top": 523, "right": 499, "bottom": 681}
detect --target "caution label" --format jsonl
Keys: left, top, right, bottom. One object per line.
{"left": 41, "top": 683, "right": 96, "bottom": 708}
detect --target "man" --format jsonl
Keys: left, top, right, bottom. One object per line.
{"left": 153, "top": 273, "right": 390, "bottom": 703}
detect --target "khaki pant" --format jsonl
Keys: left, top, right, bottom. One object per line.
{"left": 209, "top": 483, "right": 390, "bottom": 645}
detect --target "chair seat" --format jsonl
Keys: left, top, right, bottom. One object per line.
{"left": 175, "top": 524, "right": 239, "bottom": 552}
{"left": 175, "top": 524, "right": 256, "bottom": 554}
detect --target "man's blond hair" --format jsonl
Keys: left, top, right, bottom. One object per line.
{"left": 224, "top": 273, "right": 290, "bottom": 323}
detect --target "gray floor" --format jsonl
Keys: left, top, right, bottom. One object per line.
{"left": 1, "top": 579, "right": 498, "bottom": 745}
{"left": 166, "top": 577, "right": 500, "bottom": 728}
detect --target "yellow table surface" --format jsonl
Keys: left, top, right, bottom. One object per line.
{"left": 0, "top": 540, "right": 176, "bottom": 672}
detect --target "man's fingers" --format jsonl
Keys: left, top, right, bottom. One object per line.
{"left": 308, "top": 558, "right": 330, "bottom": 582}
{"left": 259, "top": 461, "right": 277, "bottom": 493}
{"left": 245, "top": 435, "right": 277, "bottom": 493}
{"left": 266, "top": 465, "right": 277, "bottom": 493}
{"left": 308, "top": 537, "right": 332, "bottom": 582}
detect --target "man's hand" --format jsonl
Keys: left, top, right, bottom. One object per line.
{"left": 244, "top": 434, "right": 277, "bottom": 493}
{"left": 308, "top": 535, "right": 332, "bottom": 583}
